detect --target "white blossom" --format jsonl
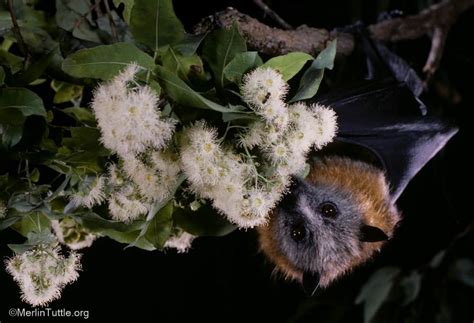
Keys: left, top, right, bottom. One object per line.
{"left": 122, "top": 151, "right": 181, "bottom": 202}
{"left": 164, "top": 231, "right": 195, "bottom": 253}
{"left": 68, "top": 175, "right": 106, "bottom": 209}
{"left": 108, "top": 184, "right": 150, "bottom": 222}
{"left": 311, "top": 103, "right": 338, "bottom": 149}
{"left": 51, "top": 218, "right": 97, "bottom": 250}
{"left": 5, "top": 245, "right": 81, "bottom": 307}
{"left": 91, "top": 63, "right": 176, "bottom": 158}
{"left": 241, "top": 67, "right": 288, "bottom": 109}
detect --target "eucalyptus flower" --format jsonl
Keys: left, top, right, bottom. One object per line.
{"left": 91, "top": 63, "right": 176, "bottom": 158}
{"left": 5, "top": 245, "right": 81, "bottom": 307}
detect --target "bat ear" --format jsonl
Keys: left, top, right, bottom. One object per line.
{"left": 302, "top": 271, "right": 320, "bottom": 296}
{"left": 360, "top": 225, "right": 388, "bottom": 242}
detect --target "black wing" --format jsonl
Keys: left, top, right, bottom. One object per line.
{"left": 313, "top": 37, "right": 458, "bottom": 201}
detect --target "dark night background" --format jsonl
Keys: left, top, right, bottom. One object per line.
{"left": 1, "top": 0, "right": 473, "bottom": 322}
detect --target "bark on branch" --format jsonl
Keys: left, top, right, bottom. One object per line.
{"left": 195, "top": 0, "right": 474, "bottom": 59}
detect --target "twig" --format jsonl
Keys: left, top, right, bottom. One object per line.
{"left": 6, "top": 0, "right": 30, "bottom": 64}
{"left": 103, "top": 0, "right": 118, "bottom": 41}
{"left": 423, "top": 27, "right": 449, "bottom": 81}
{"left": 253, "top": 0, "right": 292, "bottom": 30}
{"left": 74, "top": 1, "right": 102, "bottom": 29}
{"left": 196, "top": 0, "right": 474, "bottom": 76}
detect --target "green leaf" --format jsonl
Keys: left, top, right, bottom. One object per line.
{"left": 55, "top": 0, "right": 101, "bottom": 43}
{"left": 262, "top": 52, "right": 313, "bottom": 81}
{"left": 145, "top": 201, "right": 174, "bottom": 248}
{"left": 104, "top": 230, "right": 156, "bottom": 251}
{"left": 70, "top": 212, "right": 145, "bottom": 233}
{"left": 11, "top": 50, "right": 56, "bottom": 86}
{"left": 0, "top": 88, "right": 46, "bottom": 147}
{"left": 202, "top": 22, "right": 247, "bottom": 87}
{"left": 11, "top": 212, "right": 51, "bottom": 237}
{"left": 449, "top": 258, "right": 474, "bottom": 288}
{"left": 154, "top": 65, "right": 232, "bottom": 113}
{"left": 62, "top": 43, "right": 155, "bottom": 80}
{"left": 173, "top": 205, "right": 236, "bottom": 237}
{"left": 400, "top": 271, "right": 422, "bottom": 306}
{"left": 0, "top": 66, "right": 4, "bottom": 85}
{"left": 0, "top": 88, "right": 46, "bottom": 118}
{"left": 0, "top": 125, "right": 23, "bottom": 147}
{"left": 130, "top": 0, "right": 185, "bottom": 52}
{"left": 61, "top": 107, "right": 95, "bottom": 125}
{"left": 224, "top": 51, "right": 262, "bottom": 84}
{"left": 0, "top": 49, "right": 24, "bottom": 74}
{"left": 51, "top": 80, "right": 83, "bottom": 104}
{"left": 356, "top": 267, "right": 401, "bottom": 323}
{"left": 290, "top": 39, "right": 337, "bottom": 102}
{"left": 112, "top": 0, "right": 135, "bottom": 23}
{"left": 161, "top": 47, "right": 205, "bottom": 82}
{"left": 173, "top": 33, "right": 208, "bottom": 56}
{"left": 62, "top": 127, "right": 110, "bottom": 156}
{"left": 0, "top": 215, "right": 23, "bottom": 231}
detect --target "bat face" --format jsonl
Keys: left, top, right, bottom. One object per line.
{"left": 258, "top": 157, "right": 400, "bottom": 294}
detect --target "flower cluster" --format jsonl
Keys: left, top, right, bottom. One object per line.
{"left": 91, "top": 64, "right": 176, "bottom": 158}
{"left": 180, "top": 121, "right": 276, "bottom": 228}
{"left": 88, "top": 65, "right": 182, "bottom": 223}
{"left": 52, "top": 218, "right": 97, "bottom": 250}
{"left": 89, "top": 66, "right": 337, "bottom": 230}
{"left": 180, "top": 67, "right": 337, "bottom": 228}
{"left": 5, "top": 245, "right": 81, "bottom": 306}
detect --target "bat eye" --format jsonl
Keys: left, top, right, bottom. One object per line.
{"left": 291, "top": 222, "right": 307, "bottom": 242}
{"left": 320, "top": 202, "right": 338, "bottom": 218}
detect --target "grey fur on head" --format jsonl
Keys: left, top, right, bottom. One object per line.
{"left": 258, "top": 157, "right": 401, "bottom": 294}
{"left": 275, "top": 178, "right": 365, "bottom": 287}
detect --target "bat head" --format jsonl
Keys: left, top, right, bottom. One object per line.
{"left": 258, "top": 156, "right": 400, "bottom": 295}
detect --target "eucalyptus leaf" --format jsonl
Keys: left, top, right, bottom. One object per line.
{"left": 162, "top": 47, "right": 205, "bottom": 82}
{"left": 449, "top": 258, "right": 474, "bottom": 288}
{"left": 356, "top": 266, "right": 401, "bottom": 323}
{"left": 70, "top": 212, "right": 145, "bottom": 233}
{"left": 224, "top": 51, "right": 262, "bottom": 84}
{"left": 145, "top": 201, "right": 174, "bottom": 249}
{"left": 0, "top": 215, "right": 23, "bottom": 231}
{"left": 62, "top": 43, "right": 155, "bottom": 80}
{"left": 202, "top": 22, "right": 247, "bottom": 87}
{"left": 0, "top": 88, "right": 46, "bottom": 118}
{"left": 290, "top": 39, "right": 337, "bottom": 102}
{"left": 262, "top": 52, "right": 313, "bottom": 81}
{"left": 104, "top": 229, "right": 156, "bottom": 251}
{"left": 112, "top": 0, "right": 135, "bottom": 23}
{"left": 0, "top": 88, "right": 46, "bottom": 147}
{"left": 173, "top": 32, "right": 208, "bottom": 56}
{"left": 130, "top": 0, "right": 185, "bottom": 51}
{"left": 11, "top": 212, "right": 51, "bottom": 237}
{"left": 400, "top": 271, "right": 422, "bottom": 306}
{"left": 10, "top": 50, "right": 56, "bottom": 86}
{"left": 173, "top": 205, "right": 236, "bottom": 237}
{"left": 60, "top": 107, "right": 95, "bottom": 125}
{"left": 155, "top": 65, "right": 232, "bottom": 113}
{"left": 51, "top": 80, "right": 83, "bottom": 104}
{"left": 0, "top": 66, "right": 4, "bottom": 85}
{"left": 0, "top": 49, "right": 23, "bottom": 74}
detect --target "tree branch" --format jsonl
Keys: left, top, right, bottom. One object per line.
{"left": 252, "top": 0, "right": 292, "bottom": 30}
{"left": 7, "top": 0, "right": 29, "bottom": 63}
{"left": 196, "top": 0, "right": 474, "bottom": 70}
